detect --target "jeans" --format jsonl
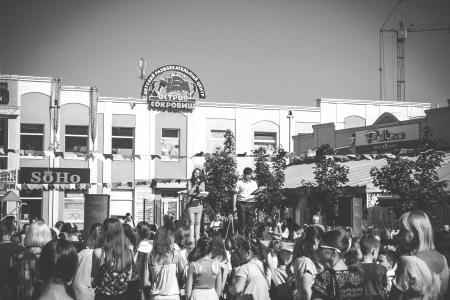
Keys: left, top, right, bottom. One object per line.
{"left": 237, "top": 201, "right": 255, "bottom": 238}
{"left": 187, "top": 204, "right": 203, "bottom": 242}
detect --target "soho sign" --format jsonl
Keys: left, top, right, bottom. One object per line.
{"left": 18, "top": 168, "right": 90, "bottom": 184}
{"left": 31, "top": 171, "right": 81, "bottom": 184}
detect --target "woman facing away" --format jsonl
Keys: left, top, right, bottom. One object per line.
{"left": 148, "top": 227, "right": 186, "bottom": 300}
{"left": 72, "top": 222, "right": 102, "bottom": 300}
{"left": 389, "top": 210, "right": 449, "bottom": 300}
{"left": 185, "top": 235, "right": 223, "bottom": 300}
{"left": 229, "top": 239, "right": 271, "bottom": 300}
{"left": 186, "top": 168, "right": 206, "bottom": 243}
{"left": 210, "top": 231, "right": 231, "bottom": 295}
{"left": 293, "top": 225, "right": 324, "bottom": 300}
{"left": 135, "top": 221, "right": 155, "bottom": 299}
{"left": 10, "top": 220, "right": 52, "bottom": 300}
{"left": 311, "top": 229, "right": 364, "bottom": 300}
{"left": 92, "top": 218, "right": 134, "bottom": 300}
{"left": 37, "top": 239, "right": 78, "bottom": 300}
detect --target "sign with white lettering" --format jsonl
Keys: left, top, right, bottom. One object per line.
{"left": 18, "top": 168, "right": 90, "bottom": 184}
{"left": 355, "top": 123, "right": 420, "bottom": 153}
{"left": 141, "top": 65, "right": 205, "bottom": 112}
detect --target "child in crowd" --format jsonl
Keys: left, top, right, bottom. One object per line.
{"left": 358, "top": 235, "right": 388, "bottom": 300}
{"left": 377, "top": 249, "right": 398, "bottom": 296}
{"left": 267, "top": 239, "right": 283, "bottom": 270}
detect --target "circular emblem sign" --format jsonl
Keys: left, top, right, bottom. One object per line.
{"left": 141, "top": 65, "right": 205, "bottom": 111}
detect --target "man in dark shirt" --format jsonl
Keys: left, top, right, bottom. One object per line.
{"left": 0, "top": 217, "right": 25, "bottom": 300}
{"left": 358, "top": 235, "right": 388, "bottom": 300}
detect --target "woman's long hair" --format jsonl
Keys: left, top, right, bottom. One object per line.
{"left": 210, "top": 232, "right": 227, "bottom": 261}
{"left": 102, "top": 218, "right": 132, "bottom": 272}
{"left": 39, "top": 239, "right": 78, "bottom": 283}
{"left": 240, "top": 238, "right": 269, "bottom": 276}
{"left": 399, "top": 210, "right": 435, "bottom": 253}
{"left": 151, "top": 227, "right": 174, "bottom": 261}
{"left": 24, "top": 220, "right": 52, "bottom": 248}
{"left": 188, "top": 235, "right": 212, "bottom": 262}
{"left": 85, "top": 223, "right": 102, "bottom": 249}
{"left": 190, "top": 168, "right": 203, "bottom": 186}
{"left": 293, "top": 225, "right": 324, "bottom": 259}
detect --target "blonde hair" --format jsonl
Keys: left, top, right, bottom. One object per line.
{"left": 400, "top": 210, "right": 435, "bottom": 253}
{"left": 24, "top": 221, "right": 52, "bottom": 248}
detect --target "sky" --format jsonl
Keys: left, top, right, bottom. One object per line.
{"left": 1, "top": 0, "right": 450, "bottom": 108}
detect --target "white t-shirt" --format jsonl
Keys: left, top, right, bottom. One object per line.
{"left": 236, "top": 259, "right": 271, "bottom": 300}
{"left": 235, "top": 179, "right": 258, "bottom": 202}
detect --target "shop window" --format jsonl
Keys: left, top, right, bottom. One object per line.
{"left": 65, "top": 125, "right": 89, "bottom": 153}
{"left": 0, "top": 82, "right": 9, "bottom": 104}
{"left": 253, "top": 131, "right": 277, "bottom": 153}
{"left": 110, "top": 190, "right": 133, "bottom": 219}
{"left": 112, "top": 127, "right": 134, "bottom": 155}
{"left": 20, "top": 124, "right": 44, "bottom": 152}
{"left": 161, "top": 129, "right": 180, "bottom": 161}
{"left": 210, "top": 130, "right": 227, "bottom": 152}
{"left": 64, "top": 191, "right": 84, "bottom": 229}
{"left": 19, "top": 190, "right": 42, "bottom": 221}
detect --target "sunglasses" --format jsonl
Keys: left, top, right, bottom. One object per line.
{"left": 319, "top": 245, "right": 341, "bottom": 253}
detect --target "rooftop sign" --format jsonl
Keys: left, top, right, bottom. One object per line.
{"left": 355, "top": 123, "right": 420, "bottom": 153}
{"left": 141, "top": 65, "right": 205, "bottom": 112}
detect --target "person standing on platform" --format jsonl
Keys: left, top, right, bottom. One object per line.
{"left": 186, "top": 168, "right": 206, "bottom": 243}
{"left": 233, "top": 167, "right": 258, "bottom": 238}
{"left": 124, "top": 213, "right": 135, "bottom": 228}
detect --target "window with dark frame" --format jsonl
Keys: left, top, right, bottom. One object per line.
{"left": 253, "top": 131, "right": 277, "bottom": 152}
{"left": 65, "top": 125, "right": 89, "bottom": 153}
{"left": 0, "top": 82, "right": 9, "bottom": 104}
{"left": 0, "top": 119, "right": 7, "bottom": 169}
{"left": 112, "top": 127, "right": 134, "bottom": 155}
{"left": 19, "top": 190, "right": 42, "bottom": 220}
{"left": 20, "top": 124, "right": 44, "bottom": 152}
{"left": 161, "top": 129, "right": 180, "bottom": 161}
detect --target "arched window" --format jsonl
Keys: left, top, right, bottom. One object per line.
{"left": 252, "top": 120, "right": 279, "bottom": 153}
{"left": 344, "top": 115, "right": 366, "bottom": 129}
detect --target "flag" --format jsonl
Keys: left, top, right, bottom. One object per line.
{"left": 90, "top": 87, "right": 98, "bottom": 149}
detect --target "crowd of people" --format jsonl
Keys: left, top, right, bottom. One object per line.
{"left": 0, "top": 210, "right": 449, "bottom": 300}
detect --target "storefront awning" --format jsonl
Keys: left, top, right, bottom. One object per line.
{"left": 284, "top": 153, "right": 450, "bottom": 192}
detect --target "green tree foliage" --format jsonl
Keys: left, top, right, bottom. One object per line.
{"left": 204, "top": 130, "right": 238, "bottom": 216}
{"left": 370, "top": 149, "right": 448, "bottom": 220}
{"left": 303, "top": 144, "right": 349, "bottom": 226}
{"left": 253, "top": 147, "right": 288, "bottom": 215}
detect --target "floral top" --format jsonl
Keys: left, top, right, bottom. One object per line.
{"left": 10, "top": 247, "right": 43, "bottom": 300}
{"left": 312, "top": 269, "right": 363, "bottom": 300}
{"left": 95, "top": 252, "right": 132, "bottom": 295}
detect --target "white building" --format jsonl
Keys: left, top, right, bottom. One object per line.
{"left": 0, "top": 71, "right": 430, "bottom": 227}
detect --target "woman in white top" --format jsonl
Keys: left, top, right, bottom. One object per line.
{"left": 148, "top": 227, "right": 186, "bottom": 300}
{"left": 71, "top": 223, "right": 102, "bottom": 300}
{"left": 229, "top": 239, "right": 271, "bottom": 300}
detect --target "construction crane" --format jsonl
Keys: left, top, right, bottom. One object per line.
{"left": 379, "top": 1, "right": 450, "bottom": 102}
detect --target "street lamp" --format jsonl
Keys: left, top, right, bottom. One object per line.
{"left": 287, "top": 110, "right": 293, "bottom": 152}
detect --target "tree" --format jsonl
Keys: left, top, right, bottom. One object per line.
{"left": 204, "top": 130, "right": 238, "bottom": 217}
{"left": 253, "top": 147, "right": 288, "bottom": 216}
{"left": 370, "top": 149, "right": 448, "bottom": 221}
{"left": 302, "top": 145, "right": 349, "bottom": 226}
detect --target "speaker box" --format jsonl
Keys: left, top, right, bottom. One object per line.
{"left": 84, "top": 194, "right": 109, "bottom": 234}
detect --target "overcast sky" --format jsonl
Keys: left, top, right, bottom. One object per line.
{"left": 1, "top": 0, "right": 450, "bottom": 107}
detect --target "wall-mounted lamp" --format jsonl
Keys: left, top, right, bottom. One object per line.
{"left": 287, "top": 110, "right": 293, "bottom": 118}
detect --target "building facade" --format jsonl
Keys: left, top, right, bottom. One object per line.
{"left": 287, "top": 101, "right": 450, "bottom": 231}
{"left": 0, "top": 73, "right": 435, "bottom": 227}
